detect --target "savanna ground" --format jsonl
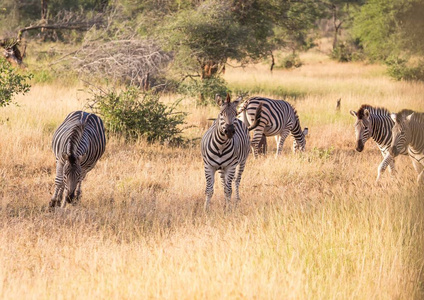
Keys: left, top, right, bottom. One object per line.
{"left": 1, "top": 51, "right": 424, "bottom": 299}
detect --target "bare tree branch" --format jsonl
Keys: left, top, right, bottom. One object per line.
{"left": 72, "top": 34, "right": 173, "bottom": 87}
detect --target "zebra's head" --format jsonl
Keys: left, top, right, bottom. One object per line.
{"left": 350, "top": 108, "right": 372, "bottom": 152}
{"left": 390, "top": 111, "right": 413, "bottom": 157}
{"left": 293, "top": 127, "right": 308, "bottom": 152}
{"left": 216, "top": 94, "right": 241, "bottom": 139}
{"left": 62, "top": 153, "right": 85, "bottom": 202}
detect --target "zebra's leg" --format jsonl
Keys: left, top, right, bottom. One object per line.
{"left": 377, "top": 152, "right": 394, "bottom": 181}
{"left": 72, "top": 181, "right": 82, "bottom": 205}
{"left": 49, "top": 162, "right": 64, "bottom": 208}
{"left": 251, "top": 128, "right": 265, "bottom": 158}
{"left": 72, "top": 173, "right": 86, "bottom": 205}
{"left": 223, "top": 167, "right": 236, "bottom": 210}
{"left": 276, "top": 129, "right": 290, "bottom": 156}
{"left": 411, "top": 159, "right": 424, "bottom": 186}
{"left": 204, "top": 166, "right": 216, "bottom": 211}
{"left": 234, "top": 161, "right": 246, "bottom": 204}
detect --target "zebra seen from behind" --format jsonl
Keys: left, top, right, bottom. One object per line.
{"left": 390, "top": 109, "right": 424, "bottom": 185}
{"left": 201, "top": 94, "right": 262, "bottom": 211}
{"left": 238, "top": 97, "right": 308, "bottom": 158}
{"left": 349, "top": 105, "right": 410, "bottom": 181}
{"left": 50, "top": 111, "right": 106, "bottom": 208}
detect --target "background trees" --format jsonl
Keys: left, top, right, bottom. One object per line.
{"left": 0, "top": 0, "right": 423, "bottom": 90}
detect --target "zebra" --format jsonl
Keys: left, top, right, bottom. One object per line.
{"left": 201, "top": 94, "right": 262, "bottom": 211}
{"left": 349, "top": 105, "right": 411, "bottom": 181}
{"left": 238, "top": 97, "right": 308, "bottom": 158}
{"left": 390, "top": 110, "right": 424, "bottom": 185}
{"left": 49, "top": 111, "right": 106, "bottom": 208}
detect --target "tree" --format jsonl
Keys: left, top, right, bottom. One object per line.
{"left": 353, "top": 0, "right": 424, "bottom": 61}
{"left": 319, "top": 0, "right": 362, "bottom": 50}
{"left": 0, "top": 58, "right": 32, "bottom": 107}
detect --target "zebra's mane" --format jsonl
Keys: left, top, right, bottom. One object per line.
{"left": 396, "top": 109, "right": 422, "bottom": 123}
{"left": 357, "top": 104, "right": 390, "bottom": 119}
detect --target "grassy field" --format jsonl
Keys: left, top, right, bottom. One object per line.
{"left": 1, "top": 51, "right": 424, "bottom": 299}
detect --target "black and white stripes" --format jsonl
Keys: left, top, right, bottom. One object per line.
{"left": 238, "top": 97, "right": 308, "bottom": 157}
{"left": 201, "top": 94, "right": 261, "bottom": 210}
{"left": 390, "top": 110, "right": 424, "bottom": 185}
{"left": 350, "top": 105, "right": 410, "bottom": 181}
{"left": 50, "top": 111, "right": 106, "bottom": 208}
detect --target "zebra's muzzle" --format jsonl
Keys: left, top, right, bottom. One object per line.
{"left": 224, "top": 125, "right": 235, "bottom": 139}
{"left": 390, "top": 146, "right": 399, "bottom": 157}
{"left": 356, "top": 141, "right": 364, "bottom": 152}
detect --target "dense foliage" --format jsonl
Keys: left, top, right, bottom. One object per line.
{"left": 0, "top": 58, "right": 32, "bottom": 107}
{"left": 1, "top": 0, "right": 423, "bottom": 90}
{"left": 85, "top": 87, "right": 186, "bottom": 144}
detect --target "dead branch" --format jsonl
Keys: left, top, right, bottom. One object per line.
{"left": 72, "top": 35, "right": 173, "bottom": 87}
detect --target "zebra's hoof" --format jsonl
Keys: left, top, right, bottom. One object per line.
{"left": 49, "top": 200, "right": 58, "bottom": 208}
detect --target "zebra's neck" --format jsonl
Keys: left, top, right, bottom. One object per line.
{"left": 213, "top": 124, "right": 232, "bottom": 148}
{"left": 370, "top": 115, "right": 392, "bottom": 146}
{"left": 409, "top": 122, "right": 424, "bottom": 153}
{"left": 290, "top": 118, "right": 304, "bottom": 144}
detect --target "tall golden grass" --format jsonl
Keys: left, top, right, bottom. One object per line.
{"left": 1, "top": 52, "right": 423, "bottom": 299}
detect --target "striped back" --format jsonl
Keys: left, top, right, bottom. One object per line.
{"left": 242, "top": 97, "right": 307, "bottom": 151}
{"left": 52, "top": 111, "right": 106, "bottom": 199}
{"left": 53, "top": 111, "right": 106, "bottom": 169}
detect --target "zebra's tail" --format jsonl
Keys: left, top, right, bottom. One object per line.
{"left": 237, "top": 97, "right": 251, "bottom": 114}
{"left": 248, "top": 103, "right": 263, "bottom": 131}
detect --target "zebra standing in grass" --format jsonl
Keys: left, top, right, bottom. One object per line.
{"left": 50, "top": 111, "right": 106, "bottom": 208}
{"left": 349, "top": 105, "right": 411, "bottom": 181}
{"left": 201, "top": 94, "right": 262, "bottom": 210}
{"left": 390, "top": 110, "right": 424, "bottom": 185}
{"left": 238, "top": 97, "right": 308, "bottom": 158}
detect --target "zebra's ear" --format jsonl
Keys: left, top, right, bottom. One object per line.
{"left": 349, "top": 110, "right": 357, "bottom": 117}
{"left": 232, "top": 95, "right": 243, "bottom": 107}
{"left": 364, "top": 109, "right": 370, "bottom": 118}
{"left": 62, "top": 153, "right": 69, "bottom": 161}
{"left": 225, "top": 93, "right": 231, "bottom": 103}
{"left": 406, "top": 113, "right": 413, "bottom": 121}
{"left": 303, "top": 127, "right": 308, "bottom": 136}
{"left": 391, "top": 113, "right": 397, "bottom": 122}
{"left": 215, "top": 94, "right": 223, "bottom": 106}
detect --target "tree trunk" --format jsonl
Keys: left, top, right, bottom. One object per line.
{"left": 41, "top": 0, "right": 48, "bottom": 32}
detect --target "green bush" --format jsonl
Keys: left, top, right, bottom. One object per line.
{"left": 330, "top": 41, "right": 365, "bottom": 63}
{"left": 86, "top": 87, "right": 186, "bottom": 144}
{"left": 0, "top": 59, "right": 32, "bottom": 107}
{"left": 178, "top": 76, "right": 228, "bottom": 106}
{"left": 279, "top": 53, "right": 302, "bottom": 69}
{"left": 386, "top": 58, "right": 424, "bottom": 81}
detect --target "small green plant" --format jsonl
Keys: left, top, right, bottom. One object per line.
{"left": 86, "top": 86, "right": 186, "bottom": 144}
{"left": 0, "top": 58, "right": 32, "bottom": 107}
{"left": 312, "top": 146, "right": 334, "bottom": 160}
{"left": 179, "top": 76, "right": 228, "bottom": 106}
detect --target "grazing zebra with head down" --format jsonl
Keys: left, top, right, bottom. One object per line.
{"left": 350, "top": 105, "right": 410, "bottom": 181}
{"left": 50, "top": 111, "right": 106, "bottom": 208}
{"left": 201, "top": 94, "right": 262, "bottom": 210}
{"left": 390, "top": 109, "right": 424, "bottom": 185}
{"left": 238, "top": 97, "right": 308, "bottom": 158}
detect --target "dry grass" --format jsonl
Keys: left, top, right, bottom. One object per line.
{"left": 1, "top": 53, "right": 424, "bottom": 299}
